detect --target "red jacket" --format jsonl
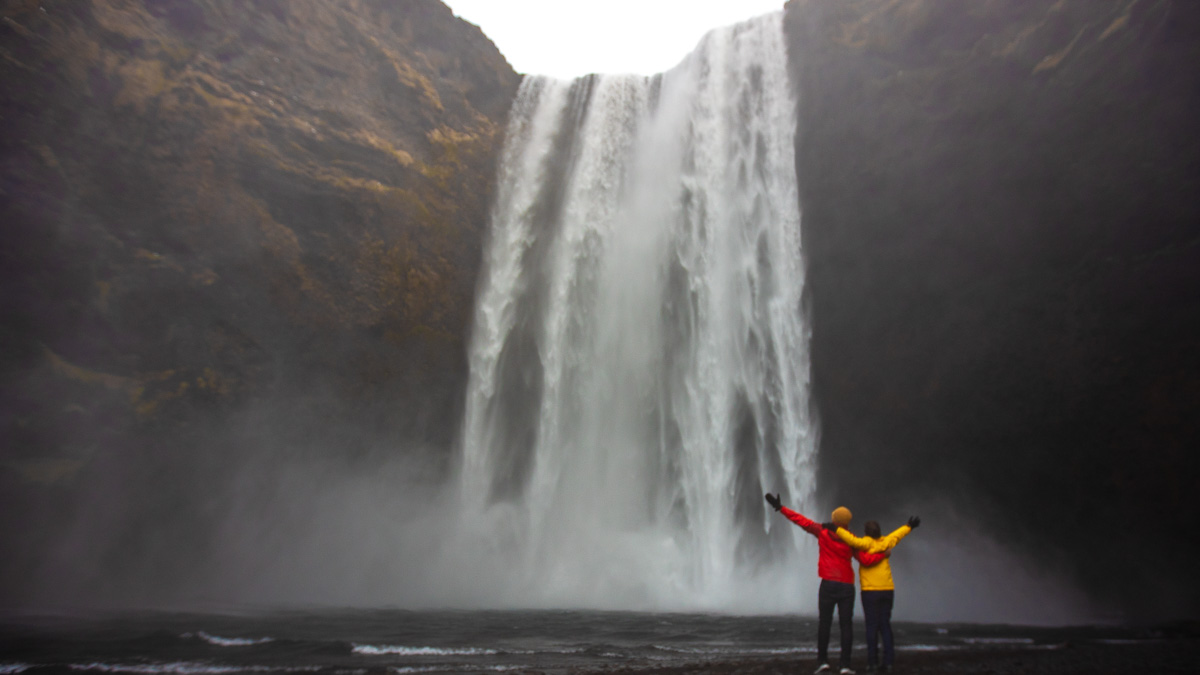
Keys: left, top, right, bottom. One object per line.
{"left": 780, "top": 506, "right": 886, "bottom": 583}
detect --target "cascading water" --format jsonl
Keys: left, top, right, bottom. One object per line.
{"left": 455, "top": 12, "right": 817, "bottom": 610}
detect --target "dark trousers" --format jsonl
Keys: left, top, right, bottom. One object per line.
{"left": 817, "top": 579, "right": 855, "bottom": 667}
{"left": 862, "top": 590, "right": 896, "bottom": 667}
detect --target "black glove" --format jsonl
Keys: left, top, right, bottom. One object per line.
{"left": 907, "top": 515, "right": 921, "bottom": 529}
{"left": 764, "top": 493, "right": 782, "bottom": 512}
{"left": 823, "top": 522, "right": 839, "bottom": 532}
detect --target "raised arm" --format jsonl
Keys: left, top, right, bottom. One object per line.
{"left": 780, "top": 506, "right": 823, "bottom": 537}
{"left": 883, "top": 524, "right": 913, "bottom": 546}
{"left": 765, "top": 493, "right": 822, "bottom": 537}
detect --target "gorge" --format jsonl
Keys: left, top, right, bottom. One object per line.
{"left": 1, "top": 0, "right": 1198, "bottom": 621}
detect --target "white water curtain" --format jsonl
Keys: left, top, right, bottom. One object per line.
{"left": 453, "top": 12, "right": 816, "bottom": 610}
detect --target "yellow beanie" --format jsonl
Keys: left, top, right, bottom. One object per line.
{"left": 832, "top": 506, "right": 853, "bottom": 527}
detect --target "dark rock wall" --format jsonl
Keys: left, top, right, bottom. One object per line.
{"left": 785, "top": 0, "right": 1200, "bottom": 617}
{"left": 0, "top": 0, "right": 519, "bottom": 604}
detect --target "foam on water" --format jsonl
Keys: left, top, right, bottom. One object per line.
{"left": 193, "top": 632, "right": 275, "bottom": 647}
{"left": 65, "top": 663, "right": 312, "bottom": 674}
{"left": 351, "top": 645, "right": 498, "bottom": 657}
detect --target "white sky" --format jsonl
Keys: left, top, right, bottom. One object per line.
{"left": 443, "top": 0, "right": 788, "bottom": 79}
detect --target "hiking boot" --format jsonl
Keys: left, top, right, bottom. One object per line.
{"left": 814, "top": 664, "right": 832, "bottom": 674}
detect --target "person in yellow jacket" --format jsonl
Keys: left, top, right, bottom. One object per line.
{"left": 833, "top": 516, "right": 921, "bottom": 674}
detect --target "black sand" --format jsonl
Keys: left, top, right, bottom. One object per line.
{"left": 581, "top": 638, "right": 1200, "bottom": 674}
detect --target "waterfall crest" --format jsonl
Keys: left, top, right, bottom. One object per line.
{"left": 455, "top": 12, "right": 817, "bottom": 610}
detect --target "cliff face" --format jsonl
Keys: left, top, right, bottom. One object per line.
{"left": 785, "top": 0, "right": 1200, "bottom": 616}
{"left": 0, "top": 0, "right": 519, "bottom": 602}
{"left": 1, "top": 0, "right": 520, "bottom": 448}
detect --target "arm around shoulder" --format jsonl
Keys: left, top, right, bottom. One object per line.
{"left": 837, "top": 527, "right": 894, "bottom": 552}
{"left": 840, "top": 526, "right": 902, "bottom": 552}
{"left": 855, "top": 549, "right": 889, "bottom": 566}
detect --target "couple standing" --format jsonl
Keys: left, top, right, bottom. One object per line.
{"left": 765, "top": 493, "right": 920, "bottom": 674}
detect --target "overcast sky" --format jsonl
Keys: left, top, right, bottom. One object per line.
{"left": 443, "top": 0, "right": 788, "bottom": 79}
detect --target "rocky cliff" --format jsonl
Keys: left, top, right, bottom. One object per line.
{"left": 785, "top": 0, "right": 1200, "bottom": 617}
{"left": 0, "top": 0, "right": 519, "bottom": 603}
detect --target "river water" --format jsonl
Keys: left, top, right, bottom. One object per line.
{"left": 1, "top": 609, "right": 1129, "bottom": 674}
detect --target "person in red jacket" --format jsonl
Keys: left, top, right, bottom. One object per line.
{"left": 766, "top": 493, "right": 887, "bottom": 675}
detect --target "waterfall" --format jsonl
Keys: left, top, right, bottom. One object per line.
{"left": 455, "top": 12, "right": 816, "bottom": 610}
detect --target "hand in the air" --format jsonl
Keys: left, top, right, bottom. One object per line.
{"left": 764, "top": 493, "right": 782, "bottom": 512}
{"left": 907, "top": 515, "right": 921, "bottom": 529}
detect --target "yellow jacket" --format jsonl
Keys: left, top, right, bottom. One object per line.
{"left": 836, "top": 525, "right": 912, "bottom": 591}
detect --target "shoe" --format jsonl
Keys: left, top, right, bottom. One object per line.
{"left": 814, "top": 664, "right": 832, "bottom": 674}
{"left": 839, "top": 669, "right": 856, "bottom": 675}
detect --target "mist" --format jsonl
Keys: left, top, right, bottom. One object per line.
{"left": 10, "top": 429, "right": 1099, "bottom": 625}
{"left": 7, "top": 435, "right": 1094, "bottom": 624}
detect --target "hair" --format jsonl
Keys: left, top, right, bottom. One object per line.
{"left": 864, "top": 520, "right": 882, "bottom": 538}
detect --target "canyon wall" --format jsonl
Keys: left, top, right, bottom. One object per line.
{"left": 786, "top": 0, "right": 1200, "bottom": 616}
{"left": 0, "top": 0, "right": 519, "bottom": 603}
